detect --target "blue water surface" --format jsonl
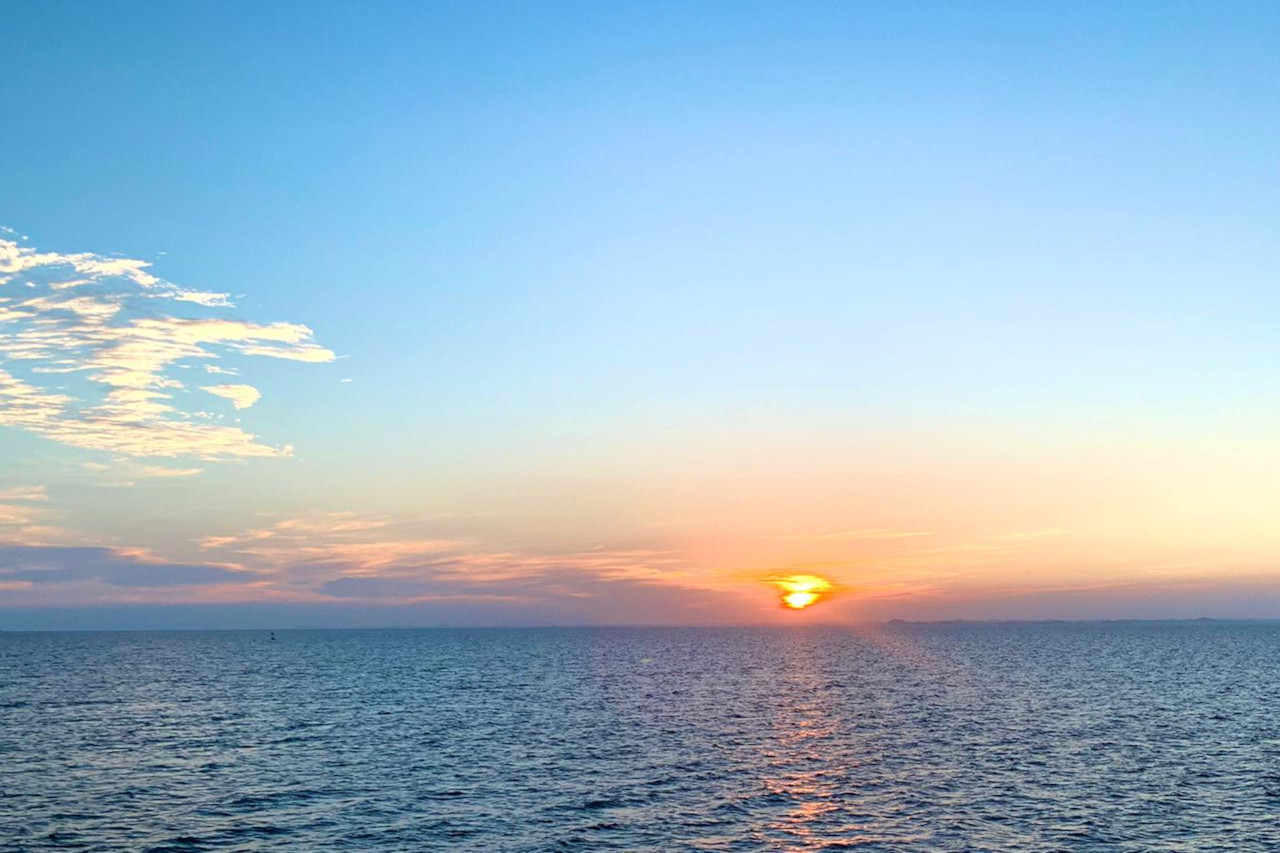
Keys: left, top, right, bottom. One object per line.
{"left": 3, "top": 623, "right": 1280, "bottom": 851}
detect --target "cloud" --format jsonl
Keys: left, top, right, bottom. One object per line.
{"left": 202, "top": 383, "right": 262, "bottom": 410}
{"left": 317, "top": 576, "right": 448, "bottom": 598}
{"left": 197, "top": 510, "right": 711, "bottom": 613}
{"left": 0, "top": 234, "right": 334, "bottom": 460}
{"left": 0, "top": 505, "right": 741, "bottom": 620}
{"left": 992, "top": 529, "right": 1065, "bottom": 541}
{"left": 306, "top": 554, "right": 757, "bottom": 625}
{"left": 0, "top": 485, "right": 65, "bottom": 544}
{"left": 132, "top": 465, "right": 203, "bottom": 478}
{"left": 79, "top": 459, "right": 205, "bottom": 487}
{"left": 0, "top": 545, "right": 250, "bottom": 587}
{"left": 0, "top": 485, "right": 48, "bottom": 501}
{"left": 778, "top": 528, "right": 936, "bottom": 541}
{"left": 198, "top": 512, "right": 462, "bottom": 577}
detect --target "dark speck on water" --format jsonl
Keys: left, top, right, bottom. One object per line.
{"left": 3, "top": 623, "right": 1280, "bottom": 850}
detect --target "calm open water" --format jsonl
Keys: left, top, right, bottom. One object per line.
{"left": 3, "top": 623, "right": 1280, "bottom": 851}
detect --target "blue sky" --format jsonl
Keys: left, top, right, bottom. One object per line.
{"left": 2, "top": 1, "right": 1279, "bottom": 627}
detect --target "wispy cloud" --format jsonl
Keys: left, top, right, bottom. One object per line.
{"left": 0, "top": 485, "right": 68, "bottom": 544}
{"left": 992, "top": 528, "right": 1065, "bottom": 541}
{"left": 132, "top": 464, "right": 204, "bottom": 478}
{"left": 202, "top": 383, "right": 262, "bottom": 410}
{"left": 80, "top": 459, "right": 205, "bottom": 487}
{"left": 0, "top": 544, "right": 251, "bottom": 588}
{"left": 777, "top": 528, "right": 935, "bottom": 541}
{"left": 0, "top": 485, "right": 49, "bottom": 502}
{"left": 0, "top": 233, "right": 334, "bottom": 460}
{"left": 197, "top": 511, "right": 701, "bottom": 606}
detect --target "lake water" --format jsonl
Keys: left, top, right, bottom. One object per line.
{"left": 3, "top": 623, "right": 1280, "bottom": 851}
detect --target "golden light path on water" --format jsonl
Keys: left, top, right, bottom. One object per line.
{"left": 772, "top": 574, "right": 833, "bottom": 610}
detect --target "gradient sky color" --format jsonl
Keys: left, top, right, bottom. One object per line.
{"left": 2, "top": 1, "right": 1279, "bottom": 628}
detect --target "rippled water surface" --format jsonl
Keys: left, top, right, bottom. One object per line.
{"left": 4, "top": 623, "right": 1280, "bottom": 851}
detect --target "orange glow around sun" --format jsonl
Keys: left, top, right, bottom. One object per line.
{"left": 772, "top": 574, "right": 832, "bottom": 610}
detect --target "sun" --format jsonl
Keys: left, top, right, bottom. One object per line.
{"left": 771, "top": 574, "right": 832, "bottom": 610}
{"left": 783, "top": 590, "right": 820, "bottom": 609}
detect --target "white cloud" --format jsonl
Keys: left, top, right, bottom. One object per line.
{"left": 202, "top": 383, "right": 262, "bottom": 410}
{"left": 134, "top": 465, "right": 203, "bottom": 478}
{"left": 73, "top": 459, "right": 205, "bottom": 488}
{"left": 0, "top": 235, "right": 335, "bottom": 460}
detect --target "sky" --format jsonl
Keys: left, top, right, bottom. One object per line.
{"left": 1, "top": 1, "right": 1279, "bottom": 629}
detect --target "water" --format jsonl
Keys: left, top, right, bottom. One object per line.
{"left": 3, "top": 623, "right": 1280, "bottom": 851}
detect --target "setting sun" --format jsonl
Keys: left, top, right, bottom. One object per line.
{"left": 773, "top": 574, "right": 833, "bottom": 610}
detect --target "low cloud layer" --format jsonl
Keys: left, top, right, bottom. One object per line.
{"left": 0, "top": 545, "right": 249, "bottom": 588}
{"left": 196, "top": 511, "right": 718, "bottom": 616}
{"left": 6, "top": 503, "right": 1280, "bottom": 627}
{"left": 0, "top": 515, "right": 754, "bottom": 624}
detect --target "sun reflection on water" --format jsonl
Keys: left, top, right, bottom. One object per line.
{"left": 758, "top": 632, "right": 863, "bottom": 849}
